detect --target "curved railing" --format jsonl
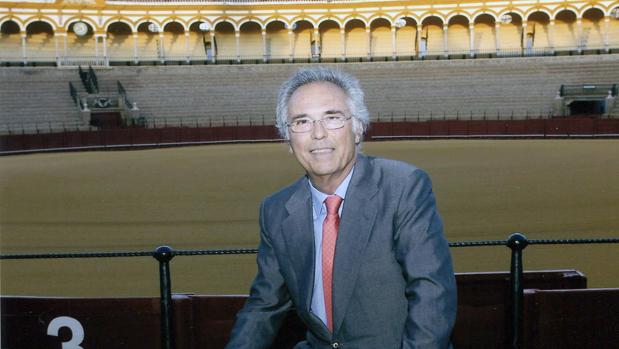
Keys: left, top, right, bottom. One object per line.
{"left": 1, "top": 233, "right": 618, "bottom": 349}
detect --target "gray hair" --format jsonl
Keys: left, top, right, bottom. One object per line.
{"left": 275, "top": 66, "right": 370, "bottom": 140}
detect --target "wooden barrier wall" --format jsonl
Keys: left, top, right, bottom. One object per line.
{"left": 4, "top": 270, "right": 611, "bottom": 349}
{"left": 2, "top": 118, "right": 618, "bottom": 154}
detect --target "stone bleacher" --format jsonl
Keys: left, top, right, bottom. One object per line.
{"left": 1, "top": 54, "right": 618, "bottom": 134}
{"left": 0, "top": 68, "right": 84, "bottom": 133}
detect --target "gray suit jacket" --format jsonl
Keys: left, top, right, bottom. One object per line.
{"left": 226, "top": 154, "right": 457, "bottom": 349}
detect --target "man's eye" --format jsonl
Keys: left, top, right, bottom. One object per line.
{"left": 325, "top": 115, "right": 342, "bottom": 121}
{"left": 294, "top": 119, "right": 310, "bottom": 125}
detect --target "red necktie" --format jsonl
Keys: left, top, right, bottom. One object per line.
{"left": 322, "top": 194, "right": 343, "bottom": 332}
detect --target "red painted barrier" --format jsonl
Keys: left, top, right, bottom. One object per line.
{"left": 1, "top": 118, "right": 617, "bottom": 154}
{"left": 1, "top": 270, "right": 594, "bottom": 349}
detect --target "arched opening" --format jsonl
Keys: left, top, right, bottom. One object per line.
{"left": 554, "top": 10, "right": 578, "bottom": 50}
{"left": 526, "top": 11, "right": 551, "bottom": 52}
{"left": 448, "top": 15, "right": 470, "bottom": 55}
{"left": 67, "top": 21, "right": 95, "bottom": 58}
{"left": 107, "top": 22, "right": 132, "bottom": 60}
{"left": 136, "top": 22, "right": 161, "bottom": 61}
{"left": 188, "top": 22, "right": 212, "bottom": 60}
{"left": 345, "top": 19, "right": 366, "bottom": 57}
{"left": 213, "top": 21, "right": 236, "bottom": 59}
{"left": 421, "top": 16, "right": 444, "bottom": 55}
{"left": 265, "top": 20, "right": 288, "bottom": 59}
{"left": 474, "top": 14, "right": 496, "bottom": 53}
{"left": 26, "top": 21, "right": 55, "bottom": 59}
{"left": 318, "top": 20, "right": 341, "bottom": 58}
{"left": 395, "top": 17, "right": 417, "bottom": 56}
{"left": 581, "top": 8, "right": 605, "bottom": 49}
{"left": 162, "top": 21, "right": 185, "bottom": 60}
{"left": 0, "top": 20, "right": 22, "bottom": 61}
{"left": 498, "top": 12, "right": 523, "bottom": 52}
{"left": 291, "top": 20, "right": 312, "bottom": 58}
{"left": 370, "top": 18, "right": 391, "bottom": 57}
{"left": 239, "top": 21, "right": 262, "bottom": 59}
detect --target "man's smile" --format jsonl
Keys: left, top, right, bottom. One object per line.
{"left": 310, "top": 147, "right": 335, "bottom": 154}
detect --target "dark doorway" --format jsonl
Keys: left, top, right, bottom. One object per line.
{"left": 568, "top": 100, "right": 605, "bottom": 116}
{"left": 91, "top": 112, "right": 122, "bottom": 128}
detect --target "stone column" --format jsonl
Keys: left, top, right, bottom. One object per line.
{"left": 63, "top": 34, "right": 68, "bottom": 61}
{"left": 576, "top": 18, "right": 583, "bottom": 52}
{"left": 54, "top": 32, "right": 60, "bottom": 66}
{"left": 21, "top": 32, "right": 27, "bottom": 65}
{"left": 391, "top": 25, "right": 397, "bottom": 59}
{"left": 548, "top": 20, "right": 555, "bottom": 54}
{"left": 521, "top": 21, "right": 527, "bottom": 54}
{"left": 443, "top": 23, "right": 449, "bottom": 57}
{"left": 262, "top": 29, "right": 267, "bottom": 62}
{"left": 416, "top": 26, "right": 422, "bottom": 57}
{"left": 235, "top": 30, "right": 240, "bottom": 62}
{"left": 288, "top": 28, "right": 294, "bottom": 61}
{"left": 210, "top": 31, "right": 216, "bottom": 63}
{"left": 312, "top": 28, "right": 320, "bottom": 59}
{"left": 185, "top": 31, "right": 190, "bottom": 62}
{"left": 94, "top": 34, "right": 99, "bottom": 61}
{"left": 495, "top": 22, "right": 501, "bottom": 55}
{"left": 366, "top": 27, "right": 371, "bottom": 58}
{"left": 158, "top": 32, "right": 165, "bottom": 62}
{"left": 604, "top": 16, "right": 610, "bottom": 52}
{"left": 102, "top": 34, "right": 108, "bottom": 66}
{"left": 341, "top": 28, "right": 346, "bottom": 61}
{"left": 133, "top": 32, "right": 139, "bottom": 64}
{"left": 469, "top": 23, "right": 475, "bottom": 57}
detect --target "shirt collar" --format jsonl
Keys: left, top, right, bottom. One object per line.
{"left": 308, "top": 167, "right": 355, "bottom": 217}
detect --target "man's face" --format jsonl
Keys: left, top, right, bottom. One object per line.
{"left": 287, "top": 82, "right": 360, "bottom": 184}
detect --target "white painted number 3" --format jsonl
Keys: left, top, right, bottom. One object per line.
{"left": 47, "top": 316, "right": 85, "bottom": 349}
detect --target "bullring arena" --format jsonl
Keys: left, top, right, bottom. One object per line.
{"left": 1, "top": 0, "right": 619, "bottom": 348}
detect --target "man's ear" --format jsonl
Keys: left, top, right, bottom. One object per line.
{"left": 355, "top": 132, "right": 361, "bottom": 144}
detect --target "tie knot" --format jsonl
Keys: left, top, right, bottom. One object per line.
{"left": 325, "top": 195, "right": 343, "bottom": 216}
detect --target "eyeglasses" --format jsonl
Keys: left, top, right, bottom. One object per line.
{"left": 286, "top": 115, "right": 352, "bottom": 133}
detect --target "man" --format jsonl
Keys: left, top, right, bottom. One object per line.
{"left": 226, "top": 67, "right": 456, "bottom": 348}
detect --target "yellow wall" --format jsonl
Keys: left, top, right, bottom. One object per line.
{"left": 1, "top": 1, "right": 617, "bottom": 62}
{"left": 371, "top": 22, "right": 391, "bottom": 56}
{"left": 396, "top": 25, "right": 416, "bottom": 56}
{"left": 474, "top": 18, "right": 496, "bottom": 53}
{"left": 320, "top": 21, "right": 340, "bottom": 58}
{"left": 266, "top": 23, "right": 289, "bottom": 59}
{"left": 346, "top": 21, "right": 367, "bottom": 57}
{"left": 239, "top": 22, "right": 262, "bottom": 59}
{"left": 448, "top": 17, "right": 469, "bottom": 54}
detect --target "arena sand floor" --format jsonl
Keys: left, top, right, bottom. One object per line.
{"left": 0, "top": 139, "right": 618, "bottom": 297}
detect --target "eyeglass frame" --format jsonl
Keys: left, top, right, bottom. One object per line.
{"left": 286, "top": 114, "right": 353, "bottom": 133}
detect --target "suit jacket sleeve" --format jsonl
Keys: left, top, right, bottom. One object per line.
{"left": 394, "top": 169, "right": 457, "bottom": 349}
{"left": 225, "top": 200, "right": 293, "bottom": 349}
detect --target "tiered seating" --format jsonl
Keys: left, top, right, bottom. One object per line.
{"left": 0, "top": 68, "right": 87, "bottom": 133}
{"left": 1, "top": 54, "right": 618, "bottom": 133}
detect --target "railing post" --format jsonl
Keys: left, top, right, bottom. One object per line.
{"left": 506, "top": 232, "right": 529, "bottom": 349}
{"left": 154, "top": 245, "right": 175, "bottom": 349}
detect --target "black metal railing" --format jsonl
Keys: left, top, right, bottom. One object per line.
{"left": 117, "top": 80, "right": 132, "bottom": 108}
{"left": 69, "top": 82, "right": 78, "bottom": 106}
{"left": 0, "top": 233, "right": 617, "bottom": 349}
{"left": 88, "top": 65, "right": 99, "bottom": 93}
{"left": 78, "top": 65, "right": 99, "bottom": 94}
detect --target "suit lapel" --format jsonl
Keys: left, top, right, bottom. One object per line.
{"left": 332, "top": 154, "right": 379, "bottom": 333}
{"left": 280, "top": 178, "right": 315, "bottom": 314}
{"left": 281, "top": 179, "right": 333, "bottom": 339}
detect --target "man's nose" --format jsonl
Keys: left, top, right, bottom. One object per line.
{"left": 311, "top": 119, "right": 327, "bottom": 140}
